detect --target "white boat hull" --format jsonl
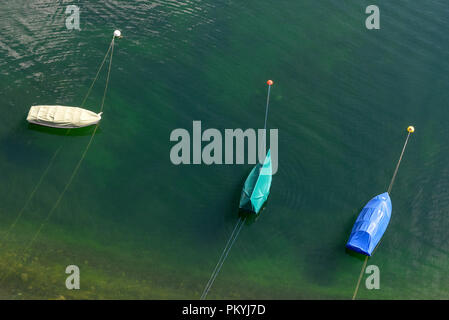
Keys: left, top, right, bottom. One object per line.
{"left": 27, "top": 105, "right": 102, "bottom": 129}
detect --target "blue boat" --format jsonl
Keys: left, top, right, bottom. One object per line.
{"left": 239, "top": 150, "right": 272, "bottom": 214}
{"left": 346, "top": 192, "right": 392, "bottom": 256}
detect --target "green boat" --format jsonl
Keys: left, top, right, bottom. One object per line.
{"left": 239, "top": 149, "right": 272, "bottom": 214}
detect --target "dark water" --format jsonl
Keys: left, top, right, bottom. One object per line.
{"left": 0, "top": 0, "right": 448, "bottom": 299}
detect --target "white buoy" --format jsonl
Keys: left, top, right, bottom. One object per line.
{"left": 114, "top": 30, "right": 122, "bottom": 38}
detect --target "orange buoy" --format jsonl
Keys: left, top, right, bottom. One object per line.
{"left": 267, "top": 80, "right": 274, "bottom": 86}
{"left": 407, "top": 126, "right": 415, "bottom": 133}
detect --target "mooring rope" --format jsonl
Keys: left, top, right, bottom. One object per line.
{"left": 0, "top": 36, "right": 117, "bottom": 284}
{"left": 263, "top": 85, "right": 271, "bottom": 132}
{"left": 201, "top": 217, "right": 246, "bottom": 300}
{"left": 201, "top": 218, "right": 245, "bottom": 300}
{"left": 204, "top": 218, "right": 245, "bottom": 296}
{"left": 99, "top": 38, "right": 115, "bottom": 113}
{"left": 352, "top": 129, "right": 413, "bottom": 300}
{"left": 387, "top": 131, "right": 411, "bottom": 194}
{"left": 200, "top": 218, "right": 242, "bottom": 299}
{"left": 0, "top": 145, "right": 62, "bottom": 249}
{"left": 352, "top": 255, "right": 368, "bottom": 300}
{"left": 80, "top": 39, "right": 114, "bottom": 108}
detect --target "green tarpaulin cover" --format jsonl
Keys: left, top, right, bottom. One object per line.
{"left": 239, "top": 150, "right": 272, "bottom": 214}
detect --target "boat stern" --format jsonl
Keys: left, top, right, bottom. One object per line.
{"left": 346, "top": 231, "right": 372, "bottom": 256}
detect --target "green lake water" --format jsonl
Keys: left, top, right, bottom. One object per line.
{"left": 0, "top": 0, "right": 448, "bottom": 299}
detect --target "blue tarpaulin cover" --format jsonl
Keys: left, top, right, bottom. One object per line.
{"left": 346, "top": 192, "right": 392, "bottom": 256}
{"left": 239, "top": 150, "right": 272, "bottom": 214}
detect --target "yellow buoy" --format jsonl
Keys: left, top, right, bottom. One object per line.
{"left": 407, "top": 126, "right": 415, "bottom": 133}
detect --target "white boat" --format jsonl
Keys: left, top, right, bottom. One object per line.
{"left": 27, "top": 105, "right": 102, "bottom": 128}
